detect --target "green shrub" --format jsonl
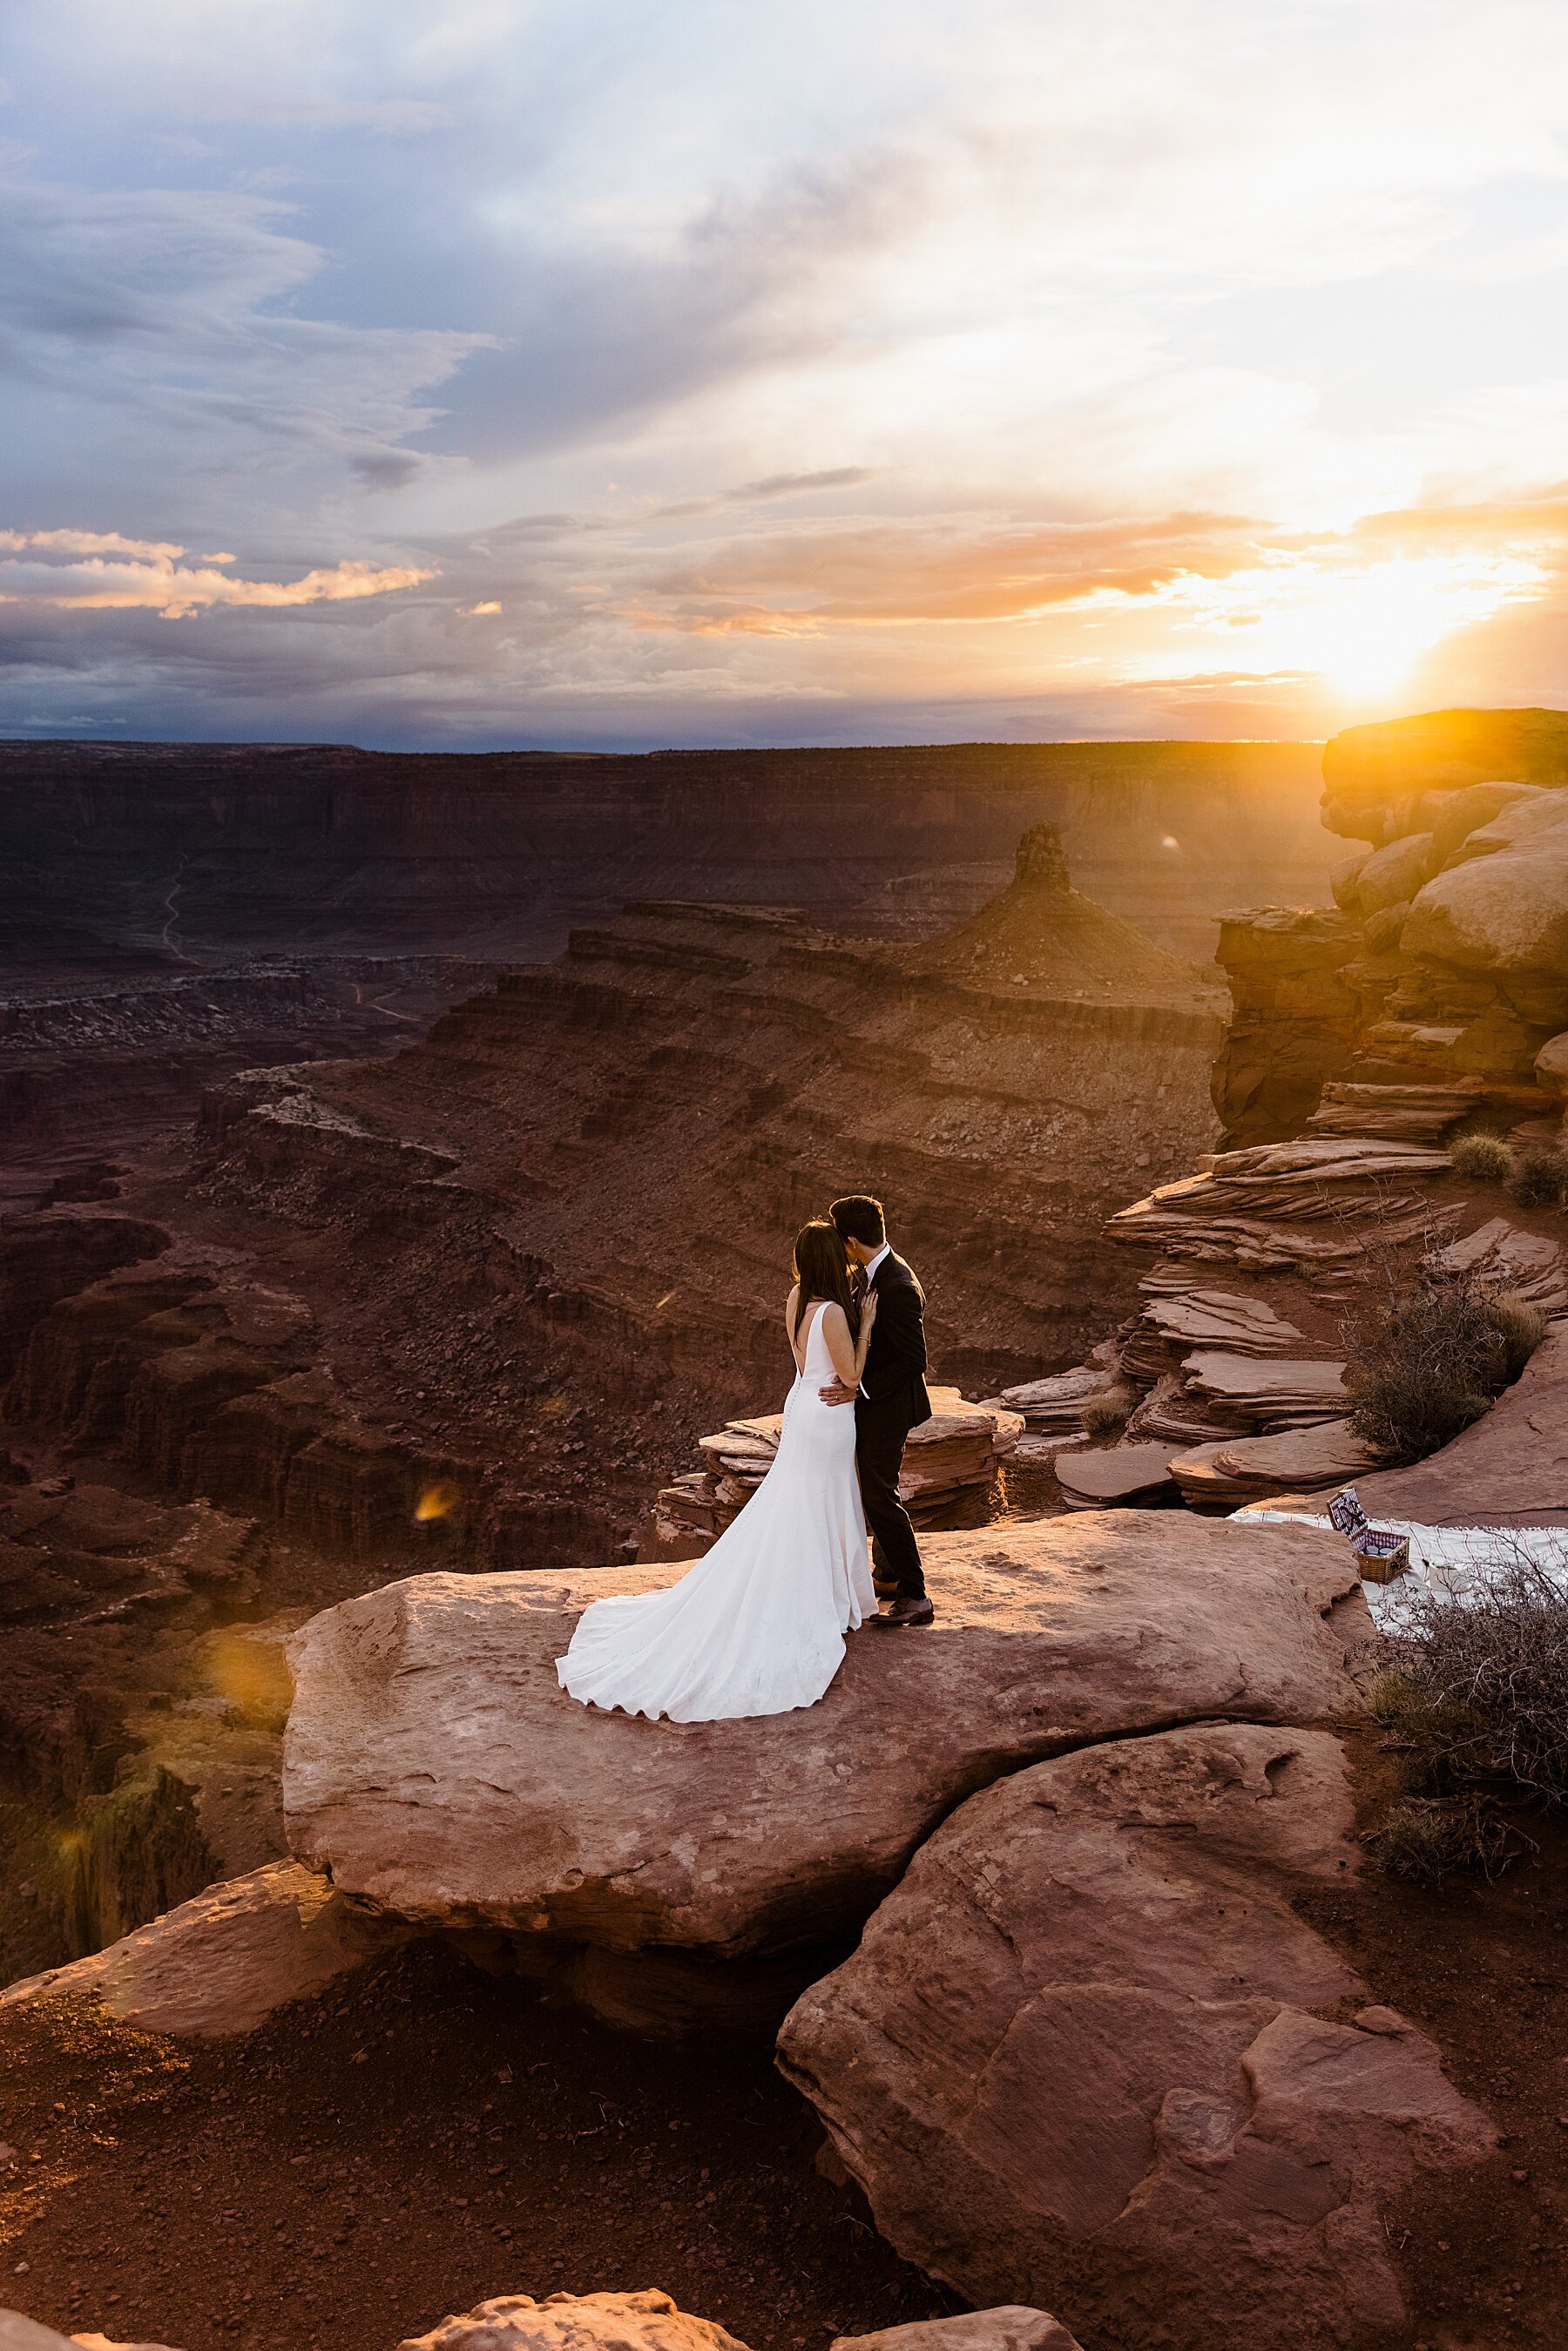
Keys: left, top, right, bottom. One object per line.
{"left": 1508, "top": 1145, "right": 1568, "bottom": 1211}
{"left": 1447, "top": 1131, "right": 1513, "bottom": 1182}
{"left": 1080, "top": 1388, "right": 1133, "bottom": 1437}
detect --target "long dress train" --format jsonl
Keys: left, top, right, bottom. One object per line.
{"left": 556, "top": 1304, "right": 875, "bottom": 1721}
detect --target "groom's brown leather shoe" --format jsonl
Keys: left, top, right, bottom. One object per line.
{"left": 876, "top": 1596, "right": 935, "bottom": 1627}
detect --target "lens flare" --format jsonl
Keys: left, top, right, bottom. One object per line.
{"left": 415, "top": 1482, "right": 460, "bottom": 1522}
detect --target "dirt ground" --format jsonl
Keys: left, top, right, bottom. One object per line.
{"left": 0, "top": 1942, "right": 942, "bottom": 2351}
{"left": 2, "top": 1739, "right": 1568, "bottom": 2351}
{"left": 1305, "top": 1732, "right": 1568, "bottom": 2351}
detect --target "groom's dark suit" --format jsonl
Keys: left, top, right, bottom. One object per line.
{"left": 855, "top": 1250, "right": 932, "bottom": 1601}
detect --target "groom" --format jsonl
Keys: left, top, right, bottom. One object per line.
{"left": 821, "top": 1194, "right": 935, "bottom": 1627}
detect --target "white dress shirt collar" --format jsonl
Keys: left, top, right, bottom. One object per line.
{"left": 864, "top": 1240, "right": 892, "bottom": 1284}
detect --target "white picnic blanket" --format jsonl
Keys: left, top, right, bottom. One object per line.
{"left": 1234, "top": 1504, "right": 1568, "bottom": 1630}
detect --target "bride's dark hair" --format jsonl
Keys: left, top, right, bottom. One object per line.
{"left": 793, "top": 1219, "right": 860, "bottom": 1340}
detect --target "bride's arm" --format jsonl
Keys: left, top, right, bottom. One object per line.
{"left": 821, "top": 1296, "right": 877, "bottom": 1389}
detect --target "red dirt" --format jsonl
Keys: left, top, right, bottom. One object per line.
{"left": 0, "top": 1944, "right": 942, "bottom": 2351}
{"left": 4, "top": 1740, "right": 1568, "bottom": 2351}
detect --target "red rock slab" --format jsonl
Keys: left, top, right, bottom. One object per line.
{"left": 777, "top": 1724, "right": 1492, "bottom": 2351}
{"left": 1052, "top": 1443, "right": 1179, "bottom": 1508}
{"left": 1, "top": 2320, "right": 182, "bottom": 2351}
{"left": 834, "top": 2316, "right": 1080, "bottom": 2351}
{"left": 283, "top": 1516, "right": 1366, "bottom": 1960}
{"left": 398, "top": 2294, "right": 745, "bottom": 2351}
{"left": 0, "top": 1859, "right": 407, "bottom": 2037}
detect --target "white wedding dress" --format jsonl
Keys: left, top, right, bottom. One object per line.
{"left": 556, "top": 1303, "right": 875, "bottom": 1721}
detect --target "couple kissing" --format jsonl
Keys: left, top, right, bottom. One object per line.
{"left": 557, "top": 1194, "right": 932, "bottom": 1724}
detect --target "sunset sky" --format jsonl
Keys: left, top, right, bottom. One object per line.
{"left": 4, "top": 0, "right": 1568, "bottom": 748}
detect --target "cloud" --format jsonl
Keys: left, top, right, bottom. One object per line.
{"left": 5, "top": 0, "right": 1568, "bottom": 744}
{"left": 627, "top": 510, "right": 1267, "bottom": 632}
{"left": 0, "top": 537, "right": 434, "bottom": 619}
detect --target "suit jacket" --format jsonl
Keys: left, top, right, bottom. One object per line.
{"left": 857, "top": 1250, "right": 932, "bottom": 1428}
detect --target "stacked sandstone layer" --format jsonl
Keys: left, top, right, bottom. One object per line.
{"left": 655, "top": 1390, "right": 1024, "bottom": 1549}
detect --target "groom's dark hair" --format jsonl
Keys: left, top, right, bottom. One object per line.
{"left": 831, "top": 1194, "right": 886, "bottom": 1247}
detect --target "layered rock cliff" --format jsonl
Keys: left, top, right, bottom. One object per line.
{"left": 2, "top": 736, "right": 1328, "bottom": 969}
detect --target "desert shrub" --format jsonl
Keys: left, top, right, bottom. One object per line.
{"left": 1344, "top": 1276, "right": 1546, "bottom": 1465}
{"left": 1487, "top": 1288, "right": 1549, "bottom": 1380}
{"left": 1447, "top": 1130, "right": 1513, "bottom": 1183}
{"left": 1366, "top": 1794, "right": 1514, "bottom": 1887}
{"left": 1376, "top": 1557, "right": 1568, "bottom": 1801}
{"left": 1346, "top": 1281, "right": 1510, "bottom": 1463}
{"left": 1507, "top": 1145, "right": 1568, "bottom": 1211}
{"left": 1080, "top": 1388, "right": 1134, "bottom": 1437}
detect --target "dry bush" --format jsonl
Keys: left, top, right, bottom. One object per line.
{"left": 1362, "top": 1562, "right": 1568, "bottom": 1882}
{"left": 1346, "top": 1283, "right": 1510, "bottom": 1463}
{"left": 1343, "top": 1273, "right": 1546, "bottom": 1467}
{"left": 1487, "top": 1288, "right": 1549, "bottom": 1378}
{"left": 1365, "top": 1794, "right": 1515, "bottom": 1887}
{"left": 1376, "top": 1557, "right": 1568, "bottom": 1801}
{"left": 1080, "top": 1388, "right": 1134, "bottom": 1437}
{"left": 1508, "top": 1145, "right": 1568, "bottom": 1211}
{"left": 1447, "top": 1131, "right": 1513, "bottom": 1183}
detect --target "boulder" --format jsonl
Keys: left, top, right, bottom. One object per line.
{"left": 1536, "top": 1030, "right": 1568, "bottom": 1097}
{"left": 1427, "top": 780, "right": 1542, "bottom": 866}
{"left": 398, "top": 2293, "right": 745, "bottom": 2351}
{"left": 284, "top": 1520, "right": 1365, "bottom": 1969}
{"left": 1353, "top": 831, "right": 1434, "bottom": 915}
{"left": 835, "top": 2317, "right": 1080, "bottom": 2351}
{"left": 0, "top": 1860, "right": 407, "bottom": 2037}
{"left": 1404, "top": 793, "right": 1568, "bottom": 976}
{"left": 777, "top": 1724, "right": 1492, "bottom": 2351}
{"left": 1320, "top": 706, "right": 1568, "bottom": 838}
{"left": 395, "top": 2296, "right": 1083, "bottom": 2351}
{"left": 1355, "top": 1322, "right": 1568, "bottom": 1527}
{"left": 0, "top": 2321, "right": 179, "bottom": 2351}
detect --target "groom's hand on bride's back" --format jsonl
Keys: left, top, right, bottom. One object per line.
{"left": 819, "top": 1376, "right": 857, "bottom": 1407}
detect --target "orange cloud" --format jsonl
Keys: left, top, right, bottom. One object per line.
{"left": 632, "top": 510, "right": 1265, "bottom": 633}
{"left": 0, "top": 536, "right": 436, "bottom": 620}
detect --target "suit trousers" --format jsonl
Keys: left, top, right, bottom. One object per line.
{"left": 855, "top": 1390, "right": 925, "bottom": 1599}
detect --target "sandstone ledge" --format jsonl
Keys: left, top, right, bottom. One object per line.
{"left": 284, "top": 1515, "right": 1366, "bottom": 1964}
{"left": 0, "top": 1860, "right": 407, "bottom": 2037}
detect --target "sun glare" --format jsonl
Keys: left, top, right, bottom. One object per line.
{"left": 1152, "top": 551, "right": 1547, "bottom": 704}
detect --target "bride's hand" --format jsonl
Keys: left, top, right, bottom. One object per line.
{"left": 861, "top": 1289, "right": 879, "bottom": 1327}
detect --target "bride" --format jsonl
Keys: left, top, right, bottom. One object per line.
{"left": 556, "top": 1219, "right": 879, "bottom": 1721}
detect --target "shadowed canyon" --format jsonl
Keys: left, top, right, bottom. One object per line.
{"left": 7, "top": 713, "right": 1568, "bottom": 2351}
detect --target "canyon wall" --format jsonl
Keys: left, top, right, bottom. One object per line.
{"left": 2, "top": 736, "right": 1328, "bottom": 968}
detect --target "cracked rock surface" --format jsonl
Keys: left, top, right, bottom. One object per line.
{"left": 777, "top": 1722, "right": 1493, "bottom": 2351}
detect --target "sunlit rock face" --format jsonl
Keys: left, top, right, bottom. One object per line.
{"left": 1211, "top": 706, "right": 1568, "bottom": 1144}
{"left": 0, "top": 1860, "right": 408, "bottom": 2038}
{"left": 280, "top": 1516, "right": 1364, "bottom": 2027}
{"left": 1318, "top": 706, "right": 1568, "bottom": 842}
